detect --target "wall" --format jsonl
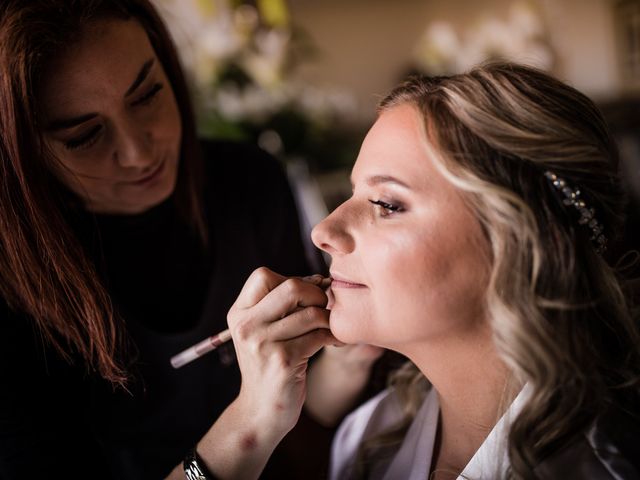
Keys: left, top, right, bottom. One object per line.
{"left": 289, "top": 0, "right": 623, "bottom": 122}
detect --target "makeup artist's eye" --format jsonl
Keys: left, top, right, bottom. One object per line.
{"left": 132, "top": 82, "right": 163, "bottom": 107}
{"left": 64, "top": 125, "right": 103, "bottom": 151}
{"left": 369, "top": 199, "right": 404, "bottom": 217}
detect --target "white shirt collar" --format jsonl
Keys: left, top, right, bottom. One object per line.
{"left": 382, "top": 384, "right": 530, "bottom": 480}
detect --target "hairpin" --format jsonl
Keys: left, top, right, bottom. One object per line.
{"left": 544, "top": 171, "right": 607, "bottom": 254}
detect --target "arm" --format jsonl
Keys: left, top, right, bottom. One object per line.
{"left": 164, "top": 397, "right": 285, "bottom": 480}
{"left": 166, "top": 269, "right": 336, "bottom": 480}
{"left": 305, "top": 344, "right": 384, "bottom": 427}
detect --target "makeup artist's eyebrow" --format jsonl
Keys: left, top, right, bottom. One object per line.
{"left": 46, "top": 58, "right": 156, "bottom": 131}
{"left": 47, "top": 113, "right": 98, "bottom": 131}
{"left": 125, "top": 58, "right": 154, "bottom": 97}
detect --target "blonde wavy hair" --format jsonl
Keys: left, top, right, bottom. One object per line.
{"left": 354, "top": 63, "right": 640, "bottom": 479}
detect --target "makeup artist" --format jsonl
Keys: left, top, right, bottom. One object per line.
{"left": 0, "top": 1, "right": 381, "bottom": 479}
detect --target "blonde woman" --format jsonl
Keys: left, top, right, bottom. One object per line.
{"left": 307, "top": 63, "right": 640, "bottom": 479}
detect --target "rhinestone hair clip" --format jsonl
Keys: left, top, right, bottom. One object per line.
{"left": 544, "top": 171, "right": 607, "bottom": 254}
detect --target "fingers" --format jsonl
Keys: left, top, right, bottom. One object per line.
{"left": 228, "top": 268, "right": 333, "bottom": 359}
{"left": 253, "top": 278, "right": 328, "bottom": 323}
{"left": 281, "top": 328, "right": 338, "bottom": 364}
{"left": 232, "top": 267, "right": 287, "bottom": 310}
{"left": 232, "top": 268, "right": 328, "bottom": 312}
{"left": 266, "top": 306, "right": 330, "bottom": 341}
{"left": 230, "top": 268, "right": 328, "bottom": 326}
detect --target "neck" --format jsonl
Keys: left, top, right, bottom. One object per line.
{"left": 400, "top": 323, "right": 518, "bottom": 476}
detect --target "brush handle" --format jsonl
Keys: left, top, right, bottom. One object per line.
{"left": 170, "top": 329, "right": 232, "bottom": 369}
{"left": 170, "top": 275, "right": 331, "bottom": 369}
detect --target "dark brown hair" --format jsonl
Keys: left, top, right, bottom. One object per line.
{"left": 0, "top": 0, "right": 205, "bottom": 385}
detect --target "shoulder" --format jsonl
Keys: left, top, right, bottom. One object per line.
{"left": 196, "top": 138, "right": 310, "bottom": 275}
{"left": 199, "top": 138, "right": 287, "bottom": 192}
{"left": 535, "top": 406, "right": 640, "bottom": 479}
{"left": 330, "top": 388, "right": 404, "bottom": 480}
{"left": 338, "top": 388, "right": 405, "bottom": 440}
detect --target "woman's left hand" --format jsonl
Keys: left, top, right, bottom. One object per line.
{"left": 305, "top": 342, "right": 384, "bottom": 426}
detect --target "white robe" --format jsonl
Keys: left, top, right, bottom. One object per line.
{"left": 330, "top": 386, "right": 529, "bottom": 480}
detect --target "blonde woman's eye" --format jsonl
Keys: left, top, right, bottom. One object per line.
{"left": 368, "top": 199, "right": 404, "bottom": 217}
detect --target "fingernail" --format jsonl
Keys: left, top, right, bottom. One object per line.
{"left": 302, "top": 274, "right": 324, "bottom": 285}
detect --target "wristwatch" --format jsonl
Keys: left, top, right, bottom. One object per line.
{"left": 183, "top": 447, "right": 216, "bottom": 480}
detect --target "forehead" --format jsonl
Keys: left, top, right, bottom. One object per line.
{"left": 352, "top": 103, "right": 436, "bottom": 187}
{"left": 40, "top": 19, "right": 156, "bottom": 115}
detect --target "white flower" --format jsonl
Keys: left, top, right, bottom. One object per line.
{"left": 412, "top": 0, "right": 554, "bottom": 73}
{"left": 296, "top": 87, "right": 358, "bottom": 123}
{"left": 413, "top": 21, "right": 460, "bottom": 74}
{"left": 240, "top": 29, "right": 291, "bottom": 88}
{"left": 213, "top": 84, "right": 290, "bottom": 122}
{"left": 153, "top": 0, "right": 355, "bottom": 134}
{"left": 509, "top": 1, "right": 544, "bottom": 38}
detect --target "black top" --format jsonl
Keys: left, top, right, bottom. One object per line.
{"left": 0, "top": 140, "right": 329, "bottom": 479}
{"left": 534, "top": 399, "right": 640, "bottom": 479}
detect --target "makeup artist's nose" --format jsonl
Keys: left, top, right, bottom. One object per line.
{"left": 311, "top": 203, "right": 355, "bottom": 256}
{"left": 114, "top": 124, "right": 154, "bottom": 169}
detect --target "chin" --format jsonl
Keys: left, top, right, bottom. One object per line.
{"left": 126, "top": 183, "right": 175, "bottom": 214}
{"left": 156, "top": 176, "right": 177, "bottom": 202}
{"left": 329, "top": 311, "right": 372, "bottom": 345}
{"left": 146, "top": 167, "right": 178, "bottom": 206}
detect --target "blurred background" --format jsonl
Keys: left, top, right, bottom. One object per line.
{"left": 152, "top": 0, "right": 639, "bottom": 257}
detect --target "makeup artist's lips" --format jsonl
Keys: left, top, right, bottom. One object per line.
{"left": 330, "top": 272, "right": 367, "bottom": 289}
{"left": 129, "top": 158, "right": 165, "bottom": 186}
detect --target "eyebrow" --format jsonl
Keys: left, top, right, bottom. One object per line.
{"left": 351, "top": 174, "right": 412, "bottom": 190}
{"left": 47, "top": 112, "right": 98, "bottom": 131}
{"left": 45, "top": 58, "right": 155, "bottom": 131}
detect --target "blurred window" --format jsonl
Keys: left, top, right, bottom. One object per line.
{"left": 616, "top": 0, "right": 640, "bottom": 89}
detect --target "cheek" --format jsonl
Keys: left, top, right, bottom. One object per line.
{"left": 327, "top": 209, "right": 489, "bottom": 346}
{"left": 371, "top": 243, "right": 442, "bottom": 338}
{"left": 391, "top": 229, "right": 488, "bottom": 339}
{"left": 328, "top": 234, "right": 427, "bottom": 345}
{"left": 48, "top": 152, "right": 112, "bottom": 196}
{"left": 329, "top": 307, "right": 376, "bottom": 346}
{"left": 372, "top": 226, "right": 487, "bottom": 344}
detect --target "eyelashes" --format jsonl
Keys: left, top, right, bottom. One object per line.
{"left": 63, "top": 83, "right": 164, "bottom": 151}
{"left": 65, "top": 124, "right": 102, "bottom": 151}
{"left": 131, "top": 82, "right": 163, "bottom": 107}
{"left": 368, "top": 199, "right": 405, "bottom": 217}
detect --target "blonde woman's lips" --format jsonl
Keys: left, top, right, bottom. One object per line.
{"left": 330, "top": 272, "right": 366, "bottom": 288}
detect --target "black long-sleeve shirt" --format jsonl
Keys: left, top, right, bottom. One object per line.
{"left": 0, "top": 141, "right": 332, "bottom": 479}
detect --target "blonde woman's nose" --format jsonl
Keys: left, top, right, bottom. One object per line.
{"left": 311, "top": 206, "right": 355, "bottom": 256}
